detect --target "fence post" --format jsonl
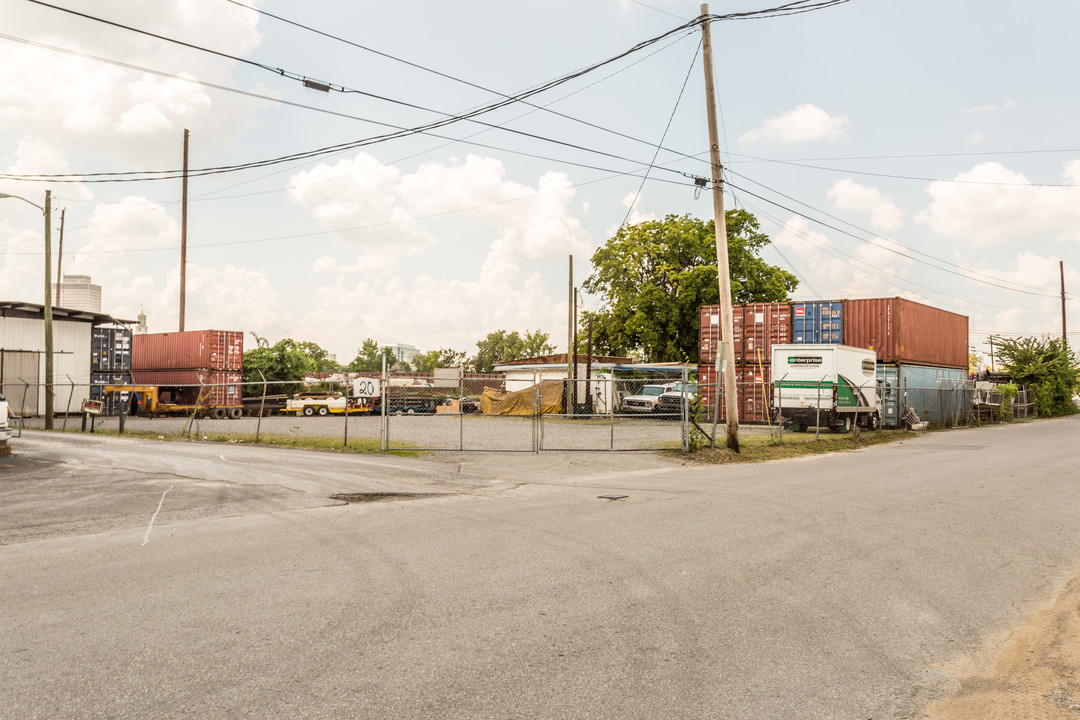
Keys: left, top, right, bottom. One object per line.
{"left": 21, "top": 380, "right": 30, "bottom": 422}
{"left": 186, "top": 383, "right": 204, "bottom": 438}
{"left": 255, "top": 371, "right": 267, "bottom": 443}
{"left": 815, "top": 377, "right": 821, "bottom": 440}
{"left": 343, "top": 394, "right": 349, "bottom": 449}
{"left": 62, "top": 375, "right": 74, "bottom": 431}
{"left": 459, "top": 372, "right": 464, "bottom": 452}
{"left": 380, "top": 356, "right": 388, "bottom": 453}
{"left": 678, "top": 371, "right": 686, "bottom": 451}
{"left": 609, "top": 375, "right": 615, "bottom": 451}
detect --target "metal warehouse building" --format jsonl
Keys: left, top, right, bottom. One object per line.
{"left": 0, "top": 301, "right": 133, "bottom": 417}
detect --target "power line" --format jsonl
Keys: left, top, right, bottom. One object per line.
{"left": 724, "top": 169, "right": 1060, "bottom": 295}
{"left": 724, "top": 178, "right": 1062, "bottom": 299}
{"left": 6, "top": 0, "right": 851, "bottom": 183}
{"left": 620, "top": 39, "right": 702, "bottom": 229}
{"left": 727, "top": 151, "right": 1079, "bottom": 188}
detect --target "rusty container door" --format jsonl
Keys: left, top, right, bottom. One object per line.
{"left": 133, "top": 330, "right": 244, "bottom": 371}
{"left": 843, "top": 298, "right": 968, "bottom": 369}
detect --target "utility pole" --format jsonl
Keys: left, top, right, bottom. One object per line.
{"left": 44, "top": 190, "right": 54, "bottom": 430}
{"left": 55, "top": 208, "right": 65, "bottom": 306}
{"left": 179, "top": 128, "right": 189, "bottom": 332}
{"left": 567, "top": 255, "right": 574, "bottom": 414}
{"left": 1061, "top": 260, "right": 1067, "bottom": 341}
{"left": 700, "top": 4, "right": 739, "bottom": 452}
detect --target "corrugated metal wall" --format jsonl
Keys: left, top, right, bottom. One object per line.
{"left": 844, "top": 298, "right": 968, "bottom": 369}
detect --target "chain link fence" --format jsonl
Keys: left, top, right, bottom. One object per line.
{"left": 3, "top": 374, "right": 1037, "bottom": 451}
{"left": 6, "top": 371, "right": 694, "bottom": 452}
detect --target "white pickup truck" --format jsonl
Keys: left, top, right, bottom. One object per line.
{"left": 621, "top": 382, "right": 677, "bottom": 413}
{"left": 0, "top": 392, "right": 13, "bottom": 444}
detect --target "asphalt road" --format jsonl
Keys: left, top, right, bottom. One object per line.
{"left": 2, "top": 418, "right": 1079, "bottom": 719}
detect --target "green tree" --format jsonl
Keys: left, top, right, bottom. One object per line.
{"left": 995, "top": 336, "right": 1079, "bottom": 417}
{"left": 413, "top": 348, "right": 468, "bottom": 373}
{"left": 582, "top": 211, "right": 798, "bottom": 362}
{"left": 242, "top": 335, "right": 316, "bottom": 397}
{"left": 471, "top": 330, "right": 555, "bottom": 373}
{"left": 346, "top": 338, "right": 394, "bottom": 372}
{"left": 295, "top": 341, "right": 342, "bottom": 373}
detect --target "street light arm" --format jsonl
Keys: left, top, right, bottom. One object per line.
{"left": 0, "top": 192, "right": 46, "bottom": 214}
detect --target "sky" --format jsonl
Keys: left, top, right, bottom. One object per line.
{"left": 1, "top": 0, "right": 1078, "bottom": 365}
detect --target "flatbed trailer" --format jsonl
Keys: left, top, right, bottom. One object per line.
{"left": 101, "top": 385, "right": 245, "bottom": 419}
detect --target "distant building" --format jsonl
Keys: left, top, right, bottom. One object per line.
{"left": 135, "top": 308, "right": 148, "bottom": 335}
{"left": 388, "top": 343, "right": 421, "bottom": 365}
{"left": 53, "top": 275, "right": 102, "bottom": 312}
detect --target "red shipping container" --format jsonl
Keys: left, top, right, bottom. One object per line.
{"left": 133, "top": 330, "right": 244, "bottom": 371}
{"left": 132, "top": 370, "right": 242, "bottom": 406}
{"left": 697, "top": 363, "right": 773, "bottom": 423}
{"left": 700, "top": 303, "right": 792, "bottom": 366}
{"left": 843, "top": 298, "right": 968, "bottom": 369}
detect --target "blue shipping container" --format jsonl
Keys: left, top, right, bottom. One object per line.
{"left": 792, "top": 301, "right": 843, "bottom": 344}
{"left": 91, "top": 326, "right": 133, "bottom": 372}
{"left": 876, "top": 363, "right": 971, "bottom": 428}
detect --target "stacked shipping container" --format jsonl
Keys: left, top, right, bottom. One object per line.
{"left": 698, "top": 302, "right": 790, "bottom": 423}
{"left": 89, "top": 326, "right": 133, "bottom": 415}
{"left": 698, "top": 297, "right": 969, "bottom": 424}
{"left": 132, "top": 330, "right": 244, "bottom": 408}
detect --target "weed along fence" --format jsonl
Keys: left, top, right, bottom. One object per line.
{"left": 10, "top": 370, "right": 714, "bottom": 453}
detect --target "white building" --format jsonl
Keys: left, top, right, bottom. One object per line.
{"left": 0, "top": 301, "right": 133, "bottom": 417}
{"left": 53, "top": 275, "right": 102, "bottom": 312}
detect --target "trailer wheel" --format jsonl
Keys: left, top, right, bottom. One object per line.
{"left": 317, "top": 406, "right": 329, "bottom": 416}
{"left": 302, "top": 406, "right": 315, "bottom": 417}
{"left": 209, "top": 407, "right": 226, "bottom": 420}
{"left": 228, "top": 407, "right": 243, "bottom": 420}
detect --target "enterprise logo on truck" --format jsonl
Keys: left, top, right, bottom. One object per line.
{"left": 787, "top": 356, "right": 822, "bottom": 365}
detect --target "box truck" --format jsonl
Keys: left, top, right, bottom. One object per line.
{"left": 771, "top": 344, "right": 882, "bottom": 432}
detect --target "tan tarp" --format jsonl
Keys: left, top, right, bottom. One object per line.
{"left": 480, "top": 380, "right": 565, "bottom": 415}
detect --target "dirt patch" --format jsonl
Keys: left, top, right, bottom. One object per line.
{"left": 919, "top": 575, "right": 1080, "bottom": 719}
{"left": 330, "top": 492, "right": 439, "bottom": 503}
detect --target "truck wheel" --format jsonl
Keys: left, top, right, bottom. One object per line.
{"left": 869, "top": 412, "right": 881, "bottom": 431}
{"left": 833, "top": 417, "right": 852, "bottom": 433}
{"left": 209, "top": 407, "right": 226, "bottom": 420}
{"left": 317, "top": 406, "right": 329, "bottom": 416}
{"left": 228, "top": 407, "right": 243, "bottom": 420}
{"left": 302, "top": 406, "right": 315, "bottom": 417}
{"left": 793, "top": 424, "right": 808, "bottom": 433}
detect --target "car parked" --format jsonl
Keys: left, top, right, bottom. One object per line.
{"left": 621, "top": 383, "right": 677, "bottom": 413}
{"left": 656, "top": 382, "right": 699, "bottom": 417}
{"left": 0, "top": 392, "right": 13, "bottom": 443}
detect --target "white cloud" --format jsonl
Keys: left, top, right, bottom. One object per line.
{"left": 740, "top": 104, "right": 849, "bottom": 145}
{"left": 827, "top": 179, "right": 903, "bottom": 232}
{"left": 970, "top": 130, "right": 984, "bottom": 145}
{"left": 916, "top": 161, "right": 1080, "bottom": 247}
{"left": 965, "top": 98, "right": 1019, "bottom": 114}
{"left": 772, "top": 215, "right": 914, "bottom": 299}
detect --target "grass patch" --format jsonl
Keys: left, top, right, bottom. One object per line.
{"left": 674, "top": 428, "right": 910, "bottom": 464}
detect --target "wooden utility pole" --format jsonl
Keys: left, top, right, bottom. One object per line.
{"left": 1061, "top": 260, "right": 1067, "bottom": 341}
{"left": 700, "top": 4, "right": 739, "bottom": 452}
{"left": 179, "top": 128, "right": 189, "bottom": 332}
{"left": 568, "top": 255, "right": 574, "bottom": 412}
{"left": 55, "top": 208, "right": 65, "bottom": 306}
{"left": 43, "top": 189, "right": 54, "bottom": 430}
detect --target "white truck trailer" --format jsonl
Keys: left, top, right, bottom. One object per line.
{"left": 771, "top": 344, "right": 882, "bottom": 432}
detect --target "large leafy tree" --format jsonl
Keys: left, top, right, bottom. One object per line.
{"left": 346, "top": 338, "right": 396, "bottom": 372}
{"left": 582, "top": 210, "right": 798, "bottom": 362}
{"left": 242, "top": 335, "right": 318, "bottom": 397}
{"left": 995, "top": 336, "right": 1078, "bottom": 416}
{"left": 471, "top": 330, "right": 555, "bottom": 373}
{"left": 413, "top": 348, "right": 468, "bottom": 373}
